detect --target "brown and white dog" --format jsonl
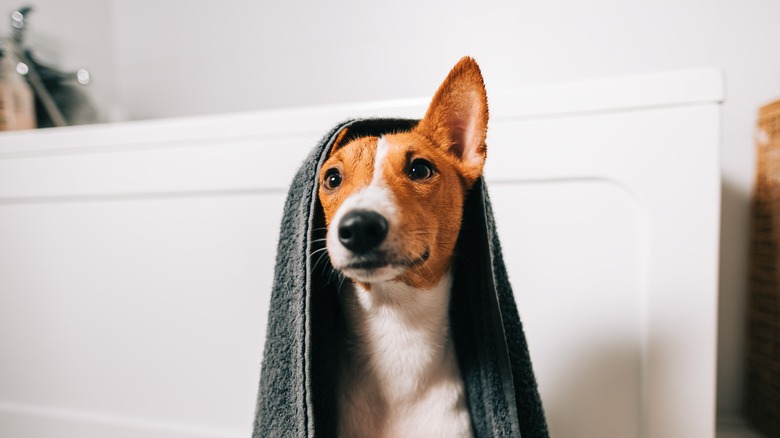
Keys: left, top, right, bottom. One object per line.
{"left": 318, "top": 57, "right": 488, "bottom": 437}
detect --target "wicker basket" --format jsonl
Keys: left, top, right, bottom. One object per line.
{"left": 747, "top": 99, "right": 780, "bottom": 437}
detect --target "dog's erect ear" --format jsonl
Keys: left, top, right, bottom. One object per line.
{"left": 415, "top": 57, "right": 489, "bottom": 184}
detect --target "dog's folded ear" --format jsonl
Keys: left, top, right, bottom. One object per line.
{"left": 415, "top": 56, "right": 489, "bottom": 186}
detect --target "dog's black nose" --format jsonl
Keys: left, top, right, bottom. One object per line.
{"left": 338, "top": 210, "right": 388, "bottom": 254}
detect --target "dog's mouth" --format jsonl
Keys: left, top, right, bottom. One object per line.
{"left": 344, "top": 249, "right": 430, "bottom": 270}
{"left": 337, "top": 248, "right": 430, "bottom": 281}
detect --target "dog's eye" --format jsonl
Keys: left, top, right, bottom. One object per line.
{"left": 408, "top": 159, "right": 434, "bottom": 180}
{"left": 323, "top": 169, "right": 343, "bottom": 190}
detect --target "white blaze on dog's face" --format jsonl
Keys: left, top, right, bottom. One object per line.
{"left": 318, "top": 57, "right": 489, "bottom": 289}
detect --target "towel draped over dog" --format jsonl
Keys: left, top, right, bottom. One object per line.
{"left": 253, "top": 119, "right": 549, "bottom": 438}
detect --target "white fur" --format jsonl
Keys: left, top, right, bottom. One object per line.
{"left": 373, "top": 136, "right": 390, "bottom": 177}
{"left": 337, "top": 273, "right": 472, "bottom": 438}
{"left": 331, "top": 137, "right": 473, "bottom": 437}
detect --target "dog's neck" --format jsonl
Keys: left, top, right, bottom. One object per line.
{"left": 339, "top": 271, "right": 456, "bottom": 400}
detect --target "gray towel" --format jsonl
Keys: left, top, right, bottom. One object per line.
{"left": 253, "top": 119, "right": 549, "bottom": 438}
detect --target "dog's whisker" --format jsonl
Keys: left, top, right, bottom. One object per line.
{"left": 324, "top": 268, "right": 341, "bottom": 287}
{"left": 311, "top": 250, "right": 331, "bottom": 273}
{"left": 337, "top": 274, "right": 347, "bottom": 296}
{"left": 309, "top": 246, "right": 329, "bottom": 258}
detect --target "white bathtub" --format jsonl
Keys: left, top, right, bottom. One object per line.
{"left": 0, "top": 69, "right": 723, "bottom": 438}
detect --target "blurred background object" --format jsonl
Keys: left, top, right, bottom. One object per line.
{"left": 2, "top": 5, "right": 97, "bottom": 129}
{"left": 747, "top": 99, "right": 780, "bottom": 438}
{"left": 0, "top": 37, "right": 35, "bottom": 130}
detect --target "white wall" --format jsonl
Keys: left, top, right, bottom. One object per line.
{"left": 9, "top": 0, "right": 780, "bottom": 420}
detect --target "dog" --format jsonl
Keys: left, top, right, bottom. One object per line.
{"left": 318, "top": 57, "right": 488, "bottom": 437}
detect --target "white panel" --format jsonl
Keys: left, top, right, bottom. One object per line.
{"left": 486, "top": 104, "right": 721, "bottom": 438}
{"left": 491, "top": 182, "right": 641, "bottom": 438}
{"left": 0, "top": 195, "right": 285, "bottom": 437}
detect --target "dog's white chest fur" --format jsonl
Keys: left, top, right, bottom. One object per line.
{"left": 337, "top": 271, "right": 473, "bottom": 437}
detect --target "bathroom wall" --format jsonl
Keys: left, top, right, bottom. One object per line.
{"left": 6, "top": 0, "right": 780, "bottom": 420}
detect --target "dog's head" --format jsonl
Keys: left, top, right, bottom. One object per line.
{"left": 318, "top": 57, "right": 488, "bottom": 289}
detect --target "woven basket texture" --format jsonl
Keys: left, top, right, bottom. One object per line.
{"left": 747, "top": 99, "right": 780, "bottom": 437}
